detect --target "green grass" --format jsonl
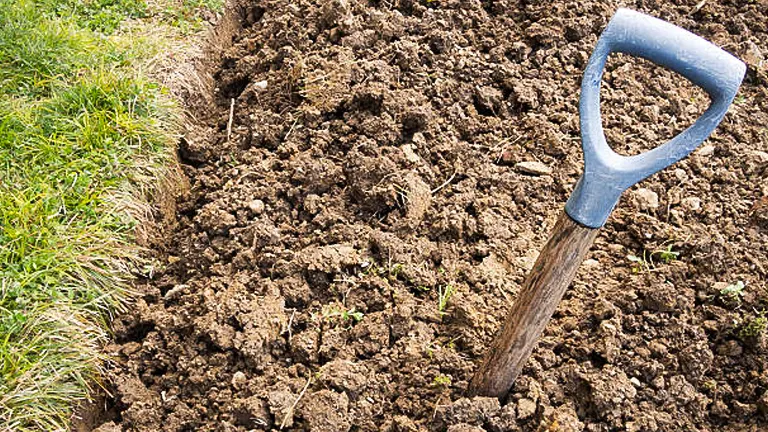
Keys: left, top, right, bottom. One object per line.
{"left": 40, "top": 0, "right": 225, "bottom": 35}
{"left": 0, "top": 0, "right": 207, "bottom": 429}
{"left": 41, "top": 0, "right": 149, "bottom": 34}
{"left": 156, "top": 0, "right": 225, "bottom": 34}
{"left": 438, "top": 284, "right": 456, "bottom": 314}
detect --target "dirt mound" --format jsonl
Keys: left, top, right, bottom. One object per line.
{"left": 99, "top": 0, "right": 768, "bottom": 430}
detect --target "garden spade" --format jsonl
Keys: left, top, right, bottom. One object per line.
{"left": 468, "top": 8, "right": 746, "bottom": 398}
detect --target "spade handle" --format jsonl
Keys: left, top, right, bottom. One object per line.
{"left": 467, "top": 212, "right": 598, "bottom": 397}
{"left": 567, "top": 8, "right": 745, "bottom": 228}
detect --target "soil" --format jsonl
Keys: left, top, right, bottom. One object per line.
{"left": 95, "top": 0, "right": 768, "bottom": 431}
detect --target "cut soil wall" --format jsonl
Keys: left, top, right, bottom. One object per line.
{"left": 95, "top": 0, "right": 768, "bottom": 431}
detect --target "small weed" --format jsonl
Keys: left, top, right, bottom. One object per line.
{"left": 389, "top": 263, "right": 404, "bottom": 278}
{"left": 445, "top": 336, "right": 460, "bottom": 350}
{"left": 438, "top": 284, "right": 456, "bottom": 314}
{"left": 627, "top": 242, "right": 681, "bottom": 273}
{"left": 627, "top": 254, "right": 648, "bottom": 273}
{"left": 320, "top": 306, "right": 364, "bottom": 326}
{"left": 433, "top": 374, "right": 452, "bottom": 387}
{"left": 719, "top": 281, "right": 746, "bottom": 304}
{"left": 360, "top": 260, "right": 407, "bottom": 283}
{"left": 739, "top": 310, "right": 767, "bottom": 340}
{"left": 653, "top": 244, "right": 680, "bottom": 264}
{"left": 424, "top": 336, "right": 460, "bottom": 359}
{"left": 360, "top": 261, "right": 377, "bottom": 275}
{"left": 344, "top": 309, "right": 365, "bottom": 322}
{"left": 425, "top": 345, "right": 435, "bottom": 359}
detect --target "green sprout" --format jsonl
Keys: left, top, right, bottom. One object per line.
{"left": 653, "top": 244, "right": 680, "bottom": 264}
{"left": 343, "top": 309, "right": 365, "bottom": 322}
{"left": 389, "top": 263, "right": 404, "bottom": 280}
{"left": 627, "top": 254, "right": 648, "bottom": 273}
{"left": 320, "top": 306, "right": 364, "bottom": 325}
{"left": 720, "top": 281, "right": 746, "bottom": 303}
{"left": 360, "top": 260, "right": 405, "bottom": 282}
{"left": 438, "top": 284, "right": 456, "bottom": 314}
{"left": 432, "top": 374, "right": 452, "bottom": 387}
{"left": 739, "top": 311, "right": 767, "bottom": 340}
{"left": 627, "top": 242, "right": 681, "bottom": 273}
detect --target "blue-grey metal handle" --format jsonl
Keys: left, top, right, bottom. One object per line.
{"left": 565, "top": 8, "right": 746, "bottom": 228}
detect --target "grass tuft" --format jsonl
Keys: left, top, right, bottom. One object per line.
{"left": 0, "top": 0, "right": 212, "bottom": 429}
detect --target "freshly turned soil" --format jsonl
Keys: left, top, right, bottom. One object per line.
{"left": 97, "top": 0, "right": 768, "bottom": 431}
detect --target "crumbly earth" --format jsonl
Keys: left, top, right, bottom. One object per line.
{"left": 98, "top": 0, "right": 768, "bottom": 431}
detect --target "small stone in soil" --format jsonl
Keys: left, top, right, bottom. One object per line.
{"left": 404, "top": 173, "right": 431, "bottom": 223}
{"left": 668, "top": 375, "right": 697, "bottom": 405}
{"left": 164, "top": 284, "right": 188, "bottom": 300}
{"left": 631, "top": 188, "right": 659, "bottom": 211}
{"left": 697, "top": 144, "right": 715, "bottom": 156}
{"left": 231, "top": 371, "right": 247, "bottom": 389}
{"left": 402, "top": 143, "right": 421, "bottom": 163}
{"left": 247, "top": 199, "right": 265, "bottom": 214}
{"left": 674, "top": 168, "right": 688, "bottom": 181}
{"left": 681, "top": 196, "right": 701, "bottom": 212}
{"left": 743, "top": 41, "right": 764, "bottom": 69}
{"left": 515, "top": 161, "right": 552, "bottom": 176}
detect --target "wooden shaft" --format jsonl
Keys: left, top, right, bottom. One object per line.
{"left": 468, "top": 211, "right": 599, "bottom": 398}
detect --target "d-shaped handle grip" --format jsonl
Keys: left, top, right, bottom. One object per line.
{"left": 565, "top": 8, "right": 746, "bottom": 228}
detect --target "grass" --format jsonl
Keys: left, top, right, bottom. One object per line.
{"left": 0, "top": 0, "right": 217, "bottom": 430}
{"left": 41, "top": 0, "right": 224, "bottom": 35}
{"left": 438, "top": 284, "right": 456, "bottom": 314}
{"left": 41, "top": 0, "right": 149, "bottom": 34}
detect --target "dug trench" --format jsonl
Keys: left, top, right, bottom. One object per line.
{"left": 93, "top": 0, "right": 768, "bottom": 431}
